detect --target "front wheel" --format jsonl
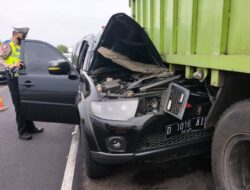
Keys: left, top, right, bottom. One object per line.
{"left": 80, "top": 124, "right": 111, "bottom": 178}
{"left": 212, "top": 100, "right": 250, "bottom": 190}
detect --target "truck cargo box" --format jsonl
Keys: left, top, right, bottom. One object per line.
{"left": 130, "top": 0, "right": 250, "bottom": 86}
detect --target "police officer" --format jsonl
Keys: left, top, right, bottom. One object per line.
{"left": 0, "top": 27, "right": 44, "bottom": 140}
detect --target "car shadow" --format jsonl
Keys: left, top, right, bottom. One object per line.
{"left": 83, "top": 154, "right": 215, "bottom": 190}
{"left": 127, "top": 154, "right": 212, "bottom": 186}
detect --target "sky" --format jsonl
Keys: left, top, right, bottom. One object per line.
{"left": 0, "top": 0, "right": 131, "bottom": 47}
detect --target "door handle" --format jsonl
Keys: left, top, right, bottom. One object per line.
{"left": 20, "top": 81, "right": 35, "bottom": 87}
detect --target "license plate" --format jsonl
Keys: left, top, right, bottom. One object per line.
{"left": 165, "top": 116, "right": 206, "bottom": 138}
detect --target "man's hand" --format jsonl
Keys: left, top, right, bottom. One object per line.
{"left": 16, "top": 61, "right": 24, "bottom": 68}
{"left": 8, "top": 61, "right": 24, "bottom": 69}
{"left": 7, "top": 64, "right": 16, "bottom": 69}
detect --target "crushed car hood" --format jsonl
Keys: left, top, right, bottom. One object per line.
{"left": 90, "top": 13, "right": 166, "bottom": 75}
{"left": 97, "top": 47, "right": 167, "bottom": 74}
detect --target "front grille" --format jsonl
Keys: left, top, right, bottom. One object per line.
{"left": 163, "top": 83, "right": 190, "bottom": 120}
{"left": 167, "top": 86, "right": 183, "bottom": 115}
{"left": 135, "top": 129, "right": 213, "bottom": 152}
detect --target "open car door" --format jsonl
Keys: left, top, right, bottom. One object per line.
{"left": 19, "top": 40, "right": 79, "bottom": 124}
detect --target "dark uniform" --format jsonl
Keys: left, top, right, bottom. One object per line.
{"left": 0, "top": 27, "right": 43, "bottom": 140}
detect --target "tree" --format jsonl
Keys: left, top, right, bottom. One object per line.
{"left": 57, "top": 44, "right": 68, "bottom": 53}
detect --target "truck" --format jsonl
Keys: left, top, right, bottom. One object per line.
{"left": 130, "top": 0, "right": 250, "bottom": 189}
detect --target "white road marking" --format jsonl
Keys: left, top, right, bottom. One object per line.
{"left": 61, "top": 125, "right": 80, "bottom": 190}
{"left": 0, "top": 86, "right": 7, "bottom": 92}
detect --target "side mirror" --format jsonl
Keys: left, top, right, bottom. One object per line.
{"left": 48, "top": 60, "right": 71, "bottom": 75}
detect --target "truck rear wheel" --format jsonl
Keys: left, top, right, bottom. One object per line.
{"left": 212, "top": 100, "right": 250, "bottom": 190}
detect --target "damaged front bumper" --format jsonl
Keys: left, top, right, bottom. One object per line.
{"left": 91, "top": 134, "right": 211, "bottom": 164}
{"left": 89, "top": 109, "right": 213, "bottom": 164}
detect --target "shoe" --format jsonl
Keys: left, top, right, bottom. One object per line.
{"left": 19, "top": 133, "right": 32, "bottom": 140}
{"left": 28, "top": 127, "right": 44, "bottom": 134}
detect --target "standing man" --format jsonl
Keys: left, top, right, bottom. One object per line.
{"left": 0, "top": 27, "right": 44, "bottom": 140}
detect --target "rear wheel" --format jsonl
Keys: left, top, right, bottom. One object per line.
{"left": 212, "top": 100, "right": 250, "bottom": 190}
{"left": 80, "top": 123, "right": 111, "bottom": 178}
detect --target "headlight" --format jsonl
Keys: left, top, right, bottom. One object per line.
{"left": 91, "top": 99, "right": 139, "bottom": 121}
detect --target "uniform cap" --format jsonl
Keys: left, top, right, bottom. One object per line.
{"left": 13, "top": 27, "right": 29, "bottom": 36}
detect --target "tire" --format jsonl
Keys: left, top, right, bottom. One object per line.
{"left": 80, "top": 124, "right": 111, "bottom": 178}
{"left": 212, "top": 100, "right": 250, "bottom": 190}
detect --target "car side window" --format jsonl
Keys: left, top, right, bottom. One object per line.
{"left": 78, "top": 42, "right": 89, "bottom": 69}
{"left": 72, "top": 42, "right": 80, "bottom": 68}
{"left": 23, "top": 41, "right": 66, "bottom": 74}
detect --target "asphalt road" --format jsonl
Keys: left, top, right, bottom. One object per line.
{"left": 0, "top": 85, "right": 75, "bottom": 190}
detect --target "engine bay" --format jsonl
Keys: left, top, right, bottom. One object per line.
{"left": 93, "top": 69, "right": 211, "bottom": 119}
{"left": 93, "top": 70, "right": 177, "bottom": 96}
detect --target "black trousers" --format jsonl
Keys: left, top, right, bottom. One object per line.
{"left": 7, "top": 77, "right": 35, "bottom": 135}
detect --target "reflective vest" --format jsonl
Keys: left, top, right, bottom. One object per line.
{"left": 5, "top": 41, "right": 21, "bottom": 65}
{"left": 5, "top": 41, "right": 20, "bottom": 78}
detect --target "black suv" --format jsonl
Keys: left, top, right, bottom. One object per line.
{"left": 19, "top": 13, "right": 213, "bottom": 178}
{"left": 0, "top": 66, "right": 7, "bottom": 84}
